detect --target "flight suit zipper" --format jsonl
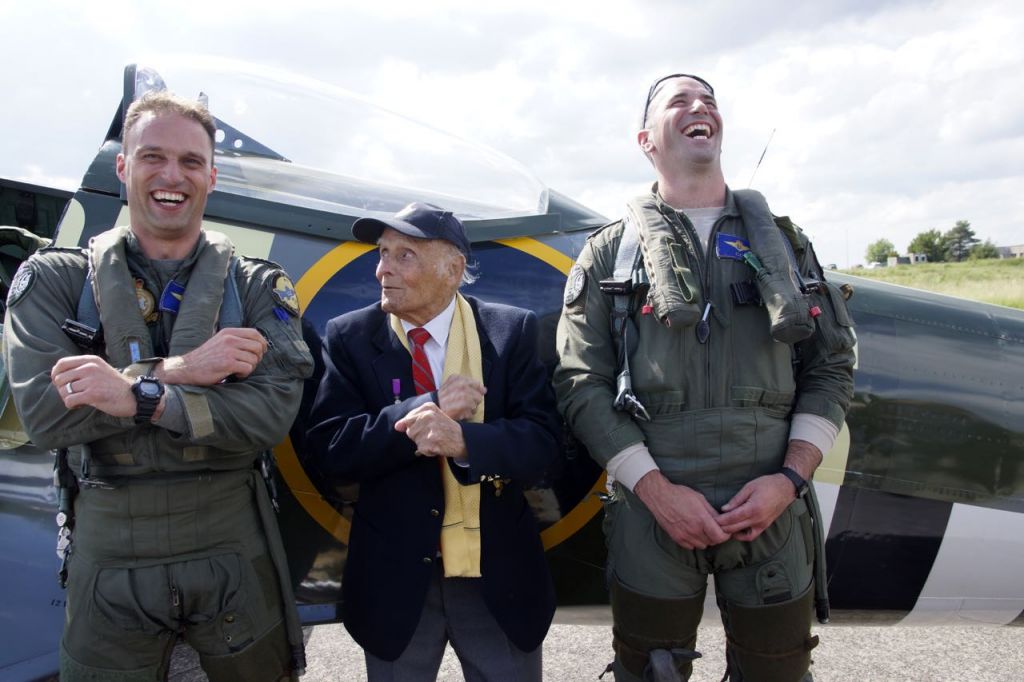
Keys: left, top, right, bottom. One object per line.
{"left": 665, "top": 209, "right": 722, "bottom": 409}
{"left": 702, "top": 216, "right": 730, "bottom": 410}
{"left": 170, "top": 582, "right": 182, "bottom": 622}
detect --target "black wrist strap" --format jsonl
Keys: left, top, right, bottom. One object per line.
{"left": 779, "top": 466, "right": 808, "bottom": 497}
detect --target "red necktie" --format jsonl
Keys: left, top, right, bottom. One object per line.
{"left": 409, "top": 327, "right": 443, "bottom": 491}
{"left": 408, "top": 327, "right": 436, "bottom": 395}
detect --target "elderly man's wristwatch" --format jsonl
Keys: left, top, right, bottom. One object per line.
{"left": 779, "top": 466, "right": 809, "bottom": 498}
{"left": 131, "top": 375, "right": 164, "bottom": 424}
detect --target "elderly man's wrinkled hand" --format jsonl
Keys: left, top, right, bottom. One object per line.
{"left": 395, "top": 402, "right": 468, "bottom": 460}
{"left": 437, "top": 374, "right": 486, "bottom": 421}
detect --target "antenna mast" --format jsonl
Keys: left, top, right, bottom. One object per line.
{"left": 747, "top": 128, "right": 776, "bottom": 188}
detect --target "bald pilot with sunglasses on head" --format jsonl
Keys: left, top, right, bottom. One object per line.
{"left": 554, "top": 74, "right": 856, "bottom": 681}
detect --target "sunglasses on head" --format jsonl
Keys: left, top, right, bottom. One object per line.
{"left": 642, "top": 74, "right": 715, "bottom": 128}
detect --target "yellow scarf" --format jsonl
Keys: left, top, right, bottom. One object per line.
{"left": 391, "top": 293, "right": 484, "bottom": 577}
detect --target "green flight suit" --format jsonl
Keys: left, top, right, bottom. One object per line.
{"left": 554, "top": 188, "right": 855, "bottom": 682}
{"left": 3, "top": 227, "right": 313, "bottom": 681}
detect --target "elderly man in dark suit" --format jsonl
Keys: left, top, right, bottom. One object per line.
{"left": 306, "top": 202, "right": 561, "bottom": 681}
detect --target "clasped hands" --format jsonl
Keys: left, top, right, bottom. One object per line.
{"left": 50, "top": 328, "right": 267, "bottom": 419}
{"left": 395, "top": 374, "right": 485, "bottom": 460}
{"left": 633, "top": 469, "right": 797, "bottom": 550}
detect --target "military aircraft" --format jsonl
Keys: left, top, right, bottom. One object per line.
{"left": 1, "top": 60, "right": 1022, "bottom": 680}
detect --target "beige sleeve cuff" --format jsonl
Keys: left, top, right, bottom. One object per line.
{"left": 789, "top": 413, "right": 839, "bottom": 456}
{"left": 606, "top": 442, "right": 659, "bottom": 492}
{"left": 153, "top": 386, "right": 188, "bottom": 434}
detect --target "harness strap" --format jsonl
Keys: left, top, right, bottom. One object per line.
{"left": 76, "top": 257, "right": 243, "bottom": 335}
{"left": 76, "top": 258, "right": 100, "bottom": 331}
{"left": 610, "top": 213, "right": 650, "bottom": 422}
{"left": 614, "top": 211, "right": 643, "bottom": 291}
{"left": 218, "top": 257, "right": 243, "bottom": 329}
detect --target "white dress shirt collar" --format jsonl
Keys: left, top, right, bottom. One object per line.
{"left": 398, "top": 296, "right": 457, "bottom": 384}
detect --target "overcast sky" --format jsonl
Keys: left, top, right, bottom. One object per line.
{"left": 2, "top": 0, "right": 1021, "bottom": 267}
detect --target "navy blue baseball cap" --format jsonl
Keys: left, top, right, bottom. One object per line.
{"left": 352, "top": 202, "right": 472, "bottom": 258}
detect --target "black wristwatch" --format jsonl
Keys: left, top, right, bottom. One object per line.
{"left": 779, "top": 466, "right": 809, "bottom": 498}
{"left": 131, "top": 375, "right": 164, "bottom": 424}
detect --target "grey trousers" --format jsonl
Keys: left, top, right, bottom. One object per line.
{"left": 364, "top": 563, "right": 542, "bottom": 681}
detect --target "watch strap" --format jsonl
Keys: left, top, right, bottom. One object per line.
{"left": 779, "top": 466, "right": 808, "bottom": 497}
{"left": 132, "top": 376, "right": 163, "bottom": 424}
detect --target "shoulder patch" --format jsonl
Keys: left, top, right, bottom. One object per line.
{"left": 272, "top": 273, "right": 300, "bottom": 316}
{"left": 6, "top": 261, "right": 35, "bottom": 307}
{"left": 563, "top": 263, "right": 586, "bottom": 306}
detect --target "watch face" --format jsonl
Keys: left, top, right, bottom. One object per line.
{"left": 136, "top": 378, "right": 162, "bottom": 399}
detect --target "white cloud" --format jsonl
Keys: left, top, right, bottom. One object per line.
{"left": 1, "top": 0, "right": 1021, "bottom": 267}
{"left": 12, "top": 166, "right": 79, "bottom": 193}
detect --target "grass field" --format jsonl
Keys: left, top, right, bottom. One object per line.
{"left": 839, "top": 258, "right": 1024, "bottom": 309}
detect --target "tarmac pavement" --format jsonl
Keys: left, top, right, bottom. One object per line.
{"left": 169, "top": 620, "right": 1024, "bottom": 681}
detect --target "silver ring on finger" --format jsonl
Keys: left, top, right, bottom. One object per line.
{"left": 66, "top": 381, "right": 75, "bottom": 395}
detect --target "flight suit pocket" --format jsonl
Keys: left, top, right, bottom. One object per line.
{"left": 667, "top": 242, "right": 699, "bottom": 305}
{"left": 730, "top": 387, "right": 794, "bottom": 419}
{"left": 261, "top": 318, "right": 313, "bottom": 379}
{"left": 601, "top": 483, "right": 623, "bottom": 588}
{"left": 176, "top": 553, "right": 269, "bottom": 653}
{"left": 641, "top": 409, "right": 697, "bottom": 462}
{"left": 212, "top": 553, "right": 276, "bottom": 652}
{"left": 92, "top": 563, "right": 171, "bottom": 635}
{"left": 813, "top": 281, "right": 856, "bottom": 353}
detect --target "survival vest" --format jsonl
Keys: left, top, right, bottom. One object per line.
{"left": 601, "top": 189, "right": 823, "bottom": 421}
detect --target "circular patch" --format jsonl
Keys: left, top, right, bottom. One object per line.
{"left": 134, "top": 278, "right": 158, "bottom": 323}
{"left": 563, "top": 263, "right": 585, "bottom": 306}
{"left": 6, "top": 262, "right": 35, "bottom": 307}
{"left": 272, "top": 273, "right": 300, "bottom": 316}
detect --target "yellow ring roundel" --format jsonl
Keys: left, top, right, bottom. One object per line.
{"left": 274, "top": 237, "right": 606, "bottom": 549}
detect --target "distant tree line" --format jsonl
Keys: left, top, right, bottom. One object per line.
{"left": 866, "top": 220, "right": 1000, "bottom": 264}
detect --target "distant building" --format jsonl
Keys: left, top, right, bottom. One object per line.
{"left": 881, "top": 253, "right": 927, "bottom": 266}
{"left": 997, "top": 244, "right": 1024, "bottom": 259}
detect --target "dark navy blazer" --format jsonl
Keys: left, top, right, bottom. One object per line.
{"left": 305, "top": 296, "right": 561, "bottom": 661}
